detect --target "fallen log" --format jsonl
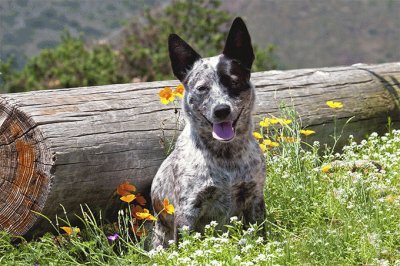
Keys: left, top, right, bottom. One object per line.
{"left": 0, "top": 62, "right": 399, "bottom": 236}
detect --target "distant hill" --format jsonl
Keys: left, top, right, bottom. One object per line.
{"left": 0, "top": 0, "right": 161, "bottom": 69}
{"left": 1, "top": 0, "right": 399, "bottom": 71}
{"left": 222, "top": 0, "right": 400, "bottom": 69}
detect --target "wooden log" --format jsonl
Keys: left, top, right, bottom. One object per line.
{"left": 1, "top": 62, "right": 399, "bottom": 236}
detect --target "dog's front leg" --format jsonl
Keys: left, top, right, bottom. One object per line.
{"left": 245, "top": 195, "right": 267, "bottom": 236}
{"left": 173, "top": 206, "right": 200, "bottom": 244}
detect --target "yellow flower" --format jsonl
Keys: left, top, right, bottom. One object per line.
{"left": 259, "top": 143, "right": 267, "bottom": 152}
{"left": 136, "top": 208, "right": 157, "bottom": 221}
{"left": 321, "top": 164, "right": 332, "bottom": 173}
{"left": 263, "top": 139, "right": 279, "bottom": 147}
{"left": 277, "top": 118, "right": 292, "bottom": 125}
{"left": 300, "top": 129, "right": 316, "bottom": 136}
{"left": 174, "top": 84, "right": 185, "bottom": 98}
{"left": 280, "top": 136, "right": 298, "bottom": 143}
{"left": 269, "top": 118, "right": 279, "bottom": 125}
{"left": 61, "top": 226, "right": 80, "bottom": 235}
{"left": 259, "top": 118, "right": 271, "bottom": 128}
{"left": 326, "top": 101, "right": 343, "bottom": 109}
{"left": 159, "top": 87, "right": 175, "bottom": 104}
{"left": 120, "top": 194, "right": 136, "bottom": 203}
{"left": 163, "top": 198, "right": 175, "bottom": 215}
{"left": 253, "top": 132, "right": 263, "bottom": 139}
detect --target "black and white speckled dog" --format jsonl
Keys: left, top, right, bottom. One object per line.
{"left": 151, "top": 17, "right": 266, "bottom": 247}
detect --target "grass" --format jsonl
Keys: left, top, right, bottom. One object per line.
{"left": 1, "top": 108, "right": 400, "bottom": 265}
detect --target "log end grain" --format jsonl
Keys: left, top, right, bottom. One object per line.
{"left": 0, "top": 98, "right": 53, "bottom": 235}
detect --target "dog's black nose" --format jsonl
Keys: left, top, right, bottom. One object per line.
{"left": 214, "top": 104, "right": 231, "bottom": 119}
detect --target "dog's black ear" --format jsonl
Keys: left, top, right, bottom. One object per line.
{"left": 168, "top": 34, "right": 201, "bottom": 81}
{"left": 223, "top": 17, "right": 254, "bottom": 70}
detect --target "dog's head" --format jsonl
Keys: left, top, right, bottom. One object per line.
{"left": 168, "top": 17, "right": 255, "bottom": 143}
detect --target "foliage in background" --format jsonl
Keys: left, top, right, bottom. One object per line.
{"left": 0, "top": 0, "right": 277, "bottom": 93}
{"left": 1, "top": 33, "right": 127, "bottom": 93}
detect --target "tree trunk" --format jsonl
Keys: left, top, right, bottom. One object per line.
{"left": 1, "top": 62, "right": 399, "bottom": 236}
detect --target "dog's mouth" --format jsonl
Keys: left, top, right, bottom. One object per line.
{"left": 204, "top": 109, "right": 243, "bottom": 142}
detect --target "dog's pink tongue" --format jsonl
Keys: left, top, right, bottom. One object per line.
{"left": 212, "top": 121, "right": 235, "bottom": 141}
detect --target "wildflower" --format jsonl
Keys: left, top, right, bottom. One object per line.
{"left": 253, "top": 131, "right": 263, "bottom": 139}
{"left": 163, "top": 198, "right": 175, "bottom": 214}
{"left": 277, "top": 118, "right": 292, "bottom": 125}
{"left": 107, "top": 233, "right": 119, "bottom": 241}
{"left": 193, "top": 232, "right": 201, "bottom": 239}
{"left": 179, "top": 240, "right": 191, "bottom": 249}
{"left": 210, "top": 221, "right": 218, "bottom": 227}
{"left": 300, "top": 129, "right": 316, "bottom": 136}
{"left": 135, "top": 193, "right": 147, "bottom": 206}
{"left": 60, "top": 226, "right": 80, "bottom": 235}
{"left": 321, "top": 164, "right": 332, "bottom": 173}
{"left": 132, "top": 205, "right": 144, "bottom": 219}
{"left": 259, "top": 143, "right": 267, "bottom": 152}
{"left": 120, "top": 194, "right": 136, "bottom": 203}
{"left": 168, "top": 251, "right": 179, "bottom": 259}
{"left": 326, "top": 101, "right": 343, "bottom": 109}
{"left": 279, "top": 136, "right": 298, "bottom": 143}
{"left": 269, "top": 118, "right": 279, "bottom": 124}
{"left": 181, "top": 225, "right": 190, "bottom": 231}
{"left": 263, "top": 139, "right": 279, "bottom": 148}
{"left": 230, "top": 216, "right": 238, "bottom": 223}
{"left": 193, "top": 250, "right": 204, "bottom": 257}
{"left": 117, "top": 181, "right": 136, "bottom": 196}
{"left": 259, "top": 118, "right": 271, "bottom": 127}
{"left": 159, "top": 87, "right": 175, "bottom": 104}
{"left": 174, "top": 84, "right": 185, "bottom": 98}
{"left": 132, "top": 224, "right": 147, "bottom": 237}
{"left": 136, "top": 208, "right": 157, "bottom": 221}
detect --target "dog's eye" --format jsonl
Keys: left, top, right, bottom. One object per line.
{"left": 196, "top": 86, "right": 209, "bottom": 92}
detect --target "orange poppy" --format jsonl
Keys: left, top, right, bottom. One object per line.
{"left": 117, "top": 181, "right": 136, "bottom": 196}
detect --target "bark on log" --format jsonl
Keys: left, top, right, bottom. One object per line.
{"left": 1, "top": 62, "right": 399, "bottom": 236}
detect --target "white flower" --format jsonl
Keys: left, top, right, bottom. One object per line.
{"left": 181, "top": 225, "right": 190, "bottom": 231}
{"left": 246, "top": 227, "right": 255, "bottom": 234}
{"left": 209, "top": 260, "right": 222, "bottom": 266}
{"left": 238, "top": 238, "right": 247, "bottom": 245}
{"left": 210, "top": 221, "right": 218, "bottom": 227}
{"left": 177, "top": 257, "right": 191, "bottom": 264}
{"left": 255, "top": 253, "right": 267, "bottom": 262}
{"left": 167, "top": 251, "right": 179, "bottom": 259}
{"left": 168, "top": 240, "right": 175, "bottom": 245}
{"left": 233, "top": 255, "right": 242, "bottom": 262}
{"left": 179, "top": 240, "right": 190, "bottom": 249}
{"left": 193, "top": 250, "right": 204, "bottom": 257}
{"left": 242, "top": 244, "right": 254, "bottom": 252}
{"left": 221, "top": 232, "right": 229, "bottom": 238}
{"left": 230, "top": 216, "right": 238, "bottom": 223}
{"left": 193, "top": 232, "right": 201, "bottom": 239}
{"left": 256, "top": 236, "right": 264, "bottom": 244}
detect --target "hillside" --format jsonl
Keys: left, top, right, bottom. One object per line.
{"left": 0, "top": 0, "right": 161, "bottom": 68}
{"left": 222, "top": 0, "right": 400, "bottom": 69}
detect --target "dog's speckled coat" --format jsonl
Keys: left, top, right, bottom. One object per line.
{"left": 151, "top": 17, "right": 266, "bottom": 247}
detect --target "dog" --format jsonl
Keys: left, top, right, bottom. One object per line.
{"left": 151, "top": 17, "right": 266, "bottom": 247}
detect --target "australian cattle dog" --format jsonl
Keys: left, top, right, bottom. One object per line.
{"left": 151, "top": 17, "right": 266, "bottom": 247}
